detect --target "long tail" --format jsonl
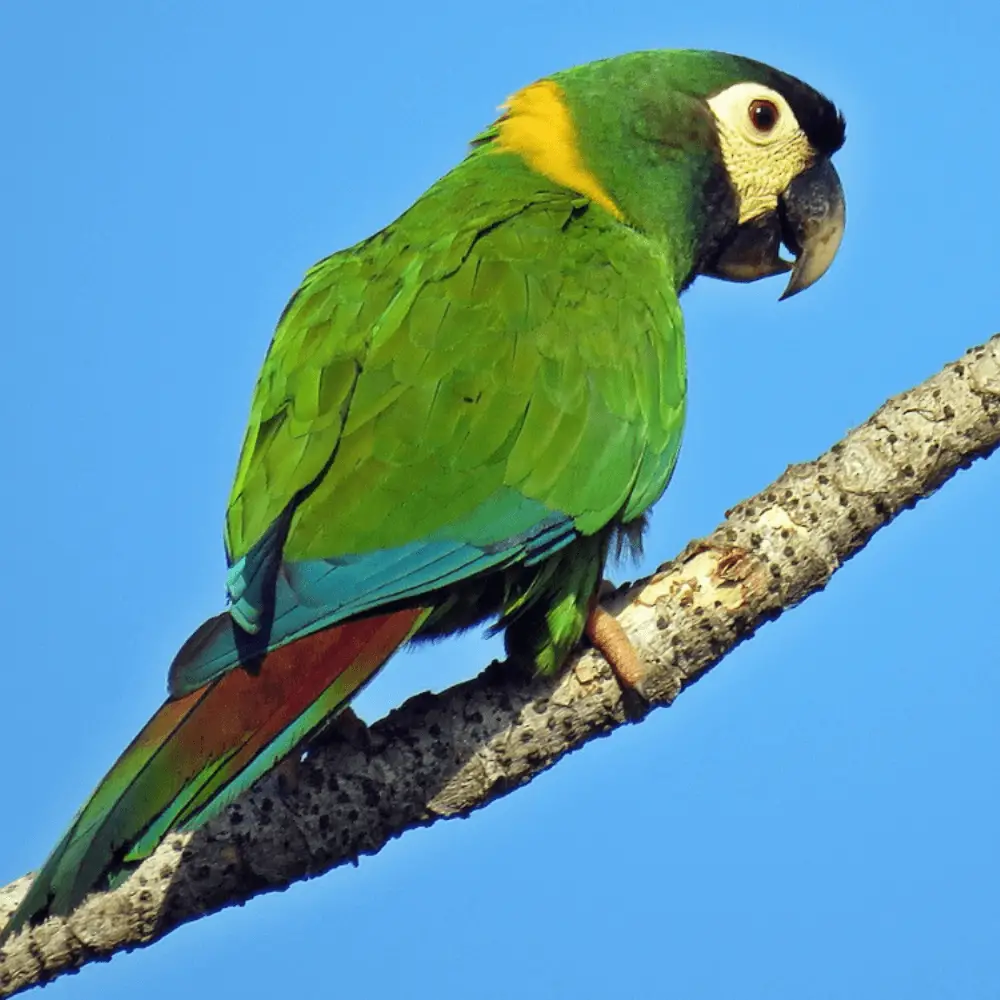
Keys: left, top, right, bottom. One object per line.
{"left": 1, "top": 606, "right": 429, "bottom": 942}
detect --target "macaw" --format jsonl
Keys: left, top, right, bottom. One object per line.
{"left": 1, "top": 48, "right": 845, "bottom": 940}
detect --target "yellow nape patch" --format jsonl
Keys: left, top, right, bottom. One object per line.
{"left": 494, "top": 79, "right": 623, "bottom": 221}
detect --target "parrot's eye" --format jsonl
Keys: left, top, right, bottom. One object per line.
{"left": 748, "top": 99, "right": 779, "bottom": 133}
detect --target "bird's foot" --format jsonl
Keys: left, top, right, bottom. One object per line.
{"left": 584, "top": 601, "right": 649, "bottom": 716}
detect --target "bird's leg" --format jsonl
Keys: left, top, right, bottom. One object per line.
{"left": 584, "top": 596, "right": 646, "bottom": 692}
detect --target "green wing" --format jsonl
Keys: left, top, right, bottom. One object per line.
{"left": 226, "top": 152, "right": 686, "bottom": 578}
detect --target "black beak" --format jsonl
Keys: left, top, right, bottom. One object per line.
{"left": 703, "top": 158, "right": 845, "bottom": 300}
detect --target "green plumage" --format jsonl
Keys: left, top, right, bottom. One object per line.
{"left": 227, "top": 150, "right": 685, "bottom": 564}
{"left": 222, "top": 143, "right": 687, "bottom": 669}
{"left": 1, "top": 49, "right": 845, "bottom": 943}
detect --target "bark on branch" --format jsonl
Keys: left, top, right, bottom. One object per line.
{"left": 2, "top": 335, "right": 999, "bottom": 997}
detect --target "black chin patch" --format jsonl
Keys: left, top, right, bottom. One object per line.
{"left": 700, "top": 211, "right": 790, "bottom": 283}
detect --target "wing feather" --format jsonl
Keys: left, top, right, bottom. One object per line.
{"left": 218, "top": 153, "right": 686, "bottom": 674}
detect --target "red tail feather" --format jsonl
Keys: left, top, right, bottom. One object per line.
{"left": 1, "top": 607, "right": 430, "bottom": 937}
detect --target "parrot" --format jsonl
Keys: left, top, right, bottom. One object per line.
{"left": 1, "top": 48, "right": 845, "bottom": 942}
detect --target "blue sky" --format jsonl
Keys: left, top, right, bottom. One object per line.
{"left": 2, "top": 2, "right": 999, "bottom": 997}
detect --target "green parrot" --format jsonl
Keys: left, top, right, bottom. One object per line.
{"left": 1, "top": 48, "right": 845, "bottom": 941}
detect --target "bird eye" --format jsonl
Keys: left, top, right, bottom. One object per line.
{"left": 748, "top": 98, "right": 779, "bottom": 133}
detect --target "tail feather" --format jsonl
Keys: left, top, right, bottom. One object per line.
{"left": 1, "top": 607, "right": 430, "bottom": 942}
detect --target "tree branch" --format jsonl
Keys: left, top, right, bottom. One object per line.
{"left": 3, "top": 335, "right": 999, "bottom": 997}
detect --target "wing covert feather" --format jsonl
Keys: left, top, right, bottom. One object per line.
{"left": 226, "top": 154, "right": 686, "bottom": 593}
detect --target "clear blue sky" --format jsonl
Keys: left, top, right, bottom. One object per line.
{"left": 2, "top": 2, "right": 999, "bottom": 997}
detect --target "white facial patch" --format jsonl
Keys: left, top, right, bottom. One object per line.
{"left": 706, "top": 82, "right": 814, "bottom": 224}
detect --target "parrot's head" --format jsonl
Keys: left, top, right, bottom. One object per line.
{"left": 540, "top": 50, "right": 846, "bottom": 298}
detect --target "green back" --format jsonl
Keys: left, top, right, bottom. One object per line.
{"left": 225, "top": 48, "right": 837, "bottom": 570}
{"left": 226, "top": 149, "right": 687, "bottom": 568}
